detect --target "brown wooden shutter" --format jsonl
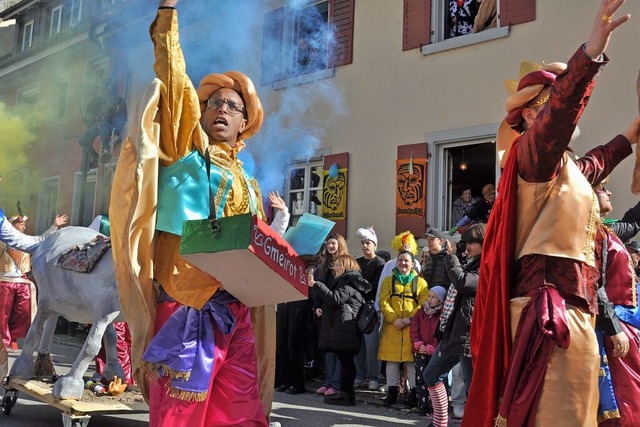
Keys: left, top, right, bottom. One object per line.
{"left": 323, "top": 152, "right": 349, "bottom": 238}
{"left": 500, "top": 0, "right": 535, "bottom": 26}
{"left": 403, "top": 0, "right": 431, "bottom": 51}
{"left": 396, "top": 143, "right": 428, "bottom": 236}
{"left": 328, "top": 0, "right": 355, "bottom": 67}
{"left": 261, "top": 7, "right": 284, "bottom": 85}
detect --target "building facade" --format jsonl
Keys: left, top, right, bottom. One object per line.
{"left": 1, "top": 0, "right": 639, "bottom": 255}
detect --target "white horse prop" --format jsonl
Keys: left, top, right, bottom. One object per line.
{"left": 9, "top": 226, "right": 125, "bottom": 399}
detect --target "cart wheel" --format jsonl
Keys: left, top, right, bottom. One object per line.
{"left": 2, "top": 395, "right": 13, "bottom": 415}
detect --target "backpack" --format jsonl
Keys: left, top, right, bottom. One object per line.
{"left": 357, "top": 300, "right": 378, "bottom": 334}
{"left": 390, "top": 275, "right": 419, "bottom": 303}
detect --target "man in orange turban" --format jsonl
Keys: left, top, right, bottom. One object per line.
{"left": 109, "top": 1, "right": 280, "bottom": 426}
{"left": 463, "top": 1, "right": 640, "bottom": 426}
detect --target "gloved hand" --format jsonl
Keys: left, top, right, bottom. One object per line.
{"left": 448, "top": 226, "right": 459, "bottom": 236}
{"left": 108, "top": 375, "right": 127, "bottom": 396}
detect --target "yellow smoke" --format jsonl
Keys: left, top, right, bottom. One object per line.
{"left": 0, "top": 102, "right": 33, "bottom": 174}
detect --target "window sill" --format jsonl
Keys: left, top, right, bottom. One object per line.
{"left": 421, "top": 26, "right": 510, "bottom": 56}
{"left": 271, "top": 67, "right": 335, "bottom": 90}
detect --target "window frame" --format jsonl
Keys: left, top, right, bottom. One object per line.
{"left": 49, "top": 77, "right": 70, "bottom": 123}
{"left": 284, "top": 159, "right": 324, "bottom": 229}
{"left": 49, "top": 4, "right": 63, "bottom": 38}
{"left": 70, "top": 0, "right": 83, "bottom": 27}
{"left": 36, "top": 176, "right": 61, "bottom": 234}
{"left": 21, "top": 19, "right": 34, "bottom": 51}
{"left": 426, "top": 123, "right": 500, "bottom": 230}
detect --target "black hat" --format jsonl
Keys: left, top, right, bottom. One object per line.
{"left": 424, "top": 228, "right": 447, "bottom": 240}
{"left": 626, "top": 240, "right": 640, "bottom": 254}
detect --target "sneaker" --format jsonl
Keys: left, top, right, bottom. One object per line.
{"left": 452, "top": 406, "right": 465, "bottom": 419}
{"left": 285, "top": 386, "right": 305, "bottom": 395}
{"left": 323, "top": 387, "right": 337, "bottom": 397}
{"left": 99, "top": 150, "right": 112, "bottom": 164}
{"left": 368, "top": 380, "right": 380, "bottom": 391}
{"left": 316, "top": 385, "right": 329, "bottom": 395}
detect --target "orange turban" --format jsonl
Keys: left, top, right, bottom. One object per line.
{"left": 196, "top": 71, "right": 264, "bottom": 141}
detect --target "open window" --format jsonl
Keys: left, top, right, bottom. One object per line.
{"left": 261, "top": 0, "right": 354, "bottom": 87}
{"left": 403, "top": 0, "right": 535, "bottom": 54}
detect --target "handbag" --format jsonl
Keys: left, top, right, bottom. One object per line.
{"left": 179, "top": 149, "right": 308, "bottom": 307}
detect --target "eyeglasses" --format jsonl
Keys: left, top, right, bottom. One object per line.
{"left": 206, "top": 97, "right": 245, "bottom": 116}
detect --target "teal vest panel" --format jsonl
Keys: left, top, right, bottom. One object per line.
{"left": 156, "top": 150, "right": 232, "bottom": 236}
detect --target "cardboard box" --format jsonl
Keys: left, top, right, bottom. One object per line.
{"left": 180, "top": 213, "right": 308, "bottom": 307}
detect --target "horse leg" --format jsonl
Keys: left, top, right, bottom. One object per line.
{"left": 53, "top": 312, "right": 120, "bottom": 400}
{"left": 10, "top": 309, "right": 52, "bottom": 379}
{"left": 100, "top": 323, "right": 126, "bottom": 381}
{"left": 33, "top": 315, "right": 59, "bottom": 377}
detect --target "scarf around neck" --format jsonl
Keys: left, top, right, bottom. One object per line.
{"left": 392, "top": 267, "right": 416, "bottom": 285}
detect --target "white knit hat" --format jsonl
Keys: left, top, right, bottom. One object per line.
{"left": 356, "top": 226, "right": 377, "bottom": 245}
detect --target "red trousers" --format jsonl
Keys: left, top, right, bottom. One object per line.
{"left": 95, "top": 321, "right": 133, "bottom": 384}
{"left": 148, "top": 300, "right": 267, "bottom": 427}
{"left": 0, "top": 280, "right": 31, "bottom": 347}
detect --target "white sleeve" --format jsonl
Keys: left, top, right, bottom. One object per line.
{"left": 269, "top": 208, "right": 290, "bottom": 237}
{"left": 0, "top": 217, "right": 44, "bottom": 254}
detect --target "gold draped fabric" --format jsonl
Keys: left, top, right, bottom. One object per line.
{"left": 109, "top": 9, "right": 275, "bottom": 415}
{"left": 510, "top": 298, "right": 599, "bottom": 426}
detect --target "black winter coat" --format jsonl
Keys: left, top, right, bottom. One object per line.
{"left": 421, "top": 249, "right": 451, "bottom": 288}
{"left": 314, "top": 271, "right": 372, "bottom": 354}
{"left": 439, "top": 254, "right": 479, "bottom": 357}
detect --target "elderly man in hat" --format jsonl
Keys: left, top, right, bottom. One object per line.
{"left": 464, "top": 2, "right": 640, "bottom": 426}
{"left": 108, "top": 1, "right": 286, "bottom": 425}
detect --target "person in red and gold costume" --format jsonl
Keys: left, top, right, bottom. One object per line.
{"left": 108, "top": 1, "right": 290, "bottom": 426}
{"left": 463, "top": 1, "right": 640, "bottom": 426}
{"left": 594, "top": 181, "right": 640, "bottom": 426}
{"left": 0, "top": 214, "right": 67, "bottom": 352}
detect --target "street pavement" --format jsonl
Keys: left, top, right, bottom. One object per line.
{"left": 1, "top": 334, "right": 461, "bottom": 426}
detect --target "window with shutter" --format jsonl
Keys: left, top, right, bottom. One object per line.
{"left": 261, "top": 0, "right": 354, "bottom": 87}
{"left": 402, "top": 0, "right": 535, "bottom": 54}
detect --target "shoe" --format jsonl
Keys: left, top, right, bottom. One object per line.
{"left": 323, "top": 387, "right": 337, "bottom": 396}
{"left": 99, "top": 150, "right": 112, "bottom": 164}
{"left": 383, "top": 386, "right": 398, "bottom": 407}
{"left": 353, "top": 379, "right": 367, "bottom": 388}
{"left": 324, "top": 391, "right": 355, "bottom": 406}
{"left": 368, "top": 380, "right": 380, "bottom": 391}
{"left": 285, "top": 386, "right": 305, "bottom": 395}
{"left": 269, "top": 422, "right": 282, "bottom": 427}
{"left": 316, "top": 385, "right": 329, "bottom": 395}
{"left": 275, "top": 384, "right": 289, "bottom": 392}
{"left": 452, "top": 406, "right": 465, "bottom": 419}
{"left": 410, "top": 406, "right": 428, "bottom": 416}
{"left": 9, "top": 341, "right": 18, "bottom": 351}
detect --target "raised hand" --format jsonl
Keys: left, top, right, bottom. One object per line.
{"left": 584, "top": 0, "right": 630, "bottom": 60}
{"left": 53, "top": 214, "right": 69, "bottom": 228}
{"left": 268, "top": 191, "right": 287, "bottom": 212}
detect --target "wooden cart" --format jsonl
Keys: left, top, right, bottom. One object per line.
{"left": 1, "top": 378, "right": 148, "bottom": 427}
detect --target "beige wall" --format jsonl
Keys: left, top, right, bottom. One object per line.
{"left": 261, "top": 0, "right": 640, "bottom": 255}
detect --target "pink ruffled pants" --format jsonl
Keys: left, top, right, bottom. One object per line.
{"left": 148, "top": 300, "right": 267, "bottom": 427}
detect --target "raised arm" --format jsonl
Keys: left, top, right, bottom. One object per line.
{"left": 151, "top": 1, "right": 206, "bottom": 163}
